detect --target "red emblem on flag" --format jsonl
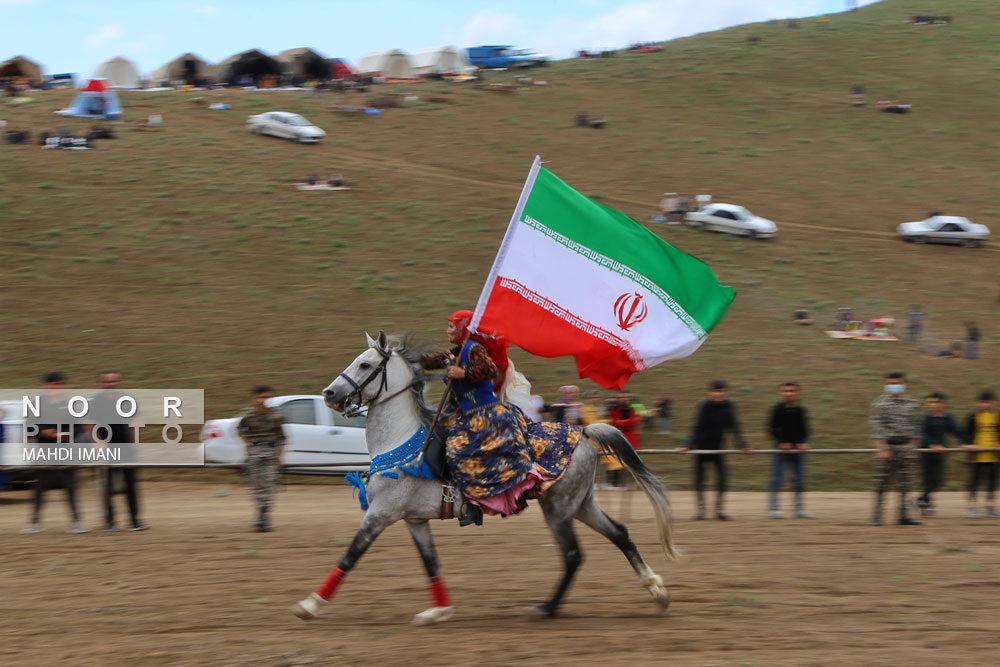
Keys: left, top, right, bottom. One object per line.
{"left": 614, "top": 292, "right": 647, "bottom": 331}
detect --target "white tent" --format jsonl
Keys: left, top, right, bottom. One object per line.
{"left": 94, "top": 56, "right": 141, "bottom": 89}
{"left": 411, "top": 46, "right": 470, "bottom": 76}
{"left": 356, "top": 49, "right": 415, "bottom": 79}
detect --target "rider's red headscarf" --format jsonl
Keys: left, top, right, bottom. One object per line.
{"left": 448, "top": 309, "right": 510, "bottom": 391}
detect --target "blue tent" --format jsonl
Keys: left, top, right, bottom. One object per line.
{"left": 54, "top": 78, "right": 122, "bottom": 119}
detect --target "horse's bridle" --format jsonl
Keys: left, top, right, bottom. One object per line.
{"left": 337, "top": 348, "right": 418, "bottom": 417}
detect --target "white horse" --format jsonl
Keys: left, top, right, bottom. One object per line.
{"left": 293, "top": 331, "right": 677, "bottom": 625}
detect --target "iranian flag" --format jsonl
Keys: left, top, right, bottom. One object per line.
{"left": 471, "top": 156, "right": 735, "bottom": 390}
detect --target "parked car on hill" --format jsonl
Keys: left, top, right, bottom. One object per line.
{"left": 684, "top": 203, "right": 777, "bottom": 239}
{"left": 246, "top": 111, "right": 325, "bottom": 143}
{"left": 467, "top": 46, "right": 548, "bottom": 69}
{"left": 202, "top": 395, "right": 369, "bottom": 473}
{"left": 897, "top": 215, "right": 989, "bottom": 247}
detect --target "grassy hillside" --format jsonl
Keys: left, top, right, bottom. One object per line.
{"left": 2, "top": 0, "right": 998, "bottom": 490}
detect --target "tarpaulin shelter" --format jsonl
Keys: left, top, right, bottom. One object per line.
{"left": 327, "top": 58, "right": 353, "bottom": 80}
{"left": 0, "top": 55, "right": 44, "bottom": 85}
{"left": 54, "top": 78, "right": 123, "bottom": 119}
{"left": 357, "top": 49, "right": 416, "bottom": 79}
{"left": 153, "top": 53, "right": 210, "bottom": 84}
{"left": 276, "top": 48, "right": 329, "bottom": 80}
{"left": 412, "top": 46, "right": 470, "bottom": 75}
{"left": 216, "top": 49, "right": 282, "bottom": 85}
{"left": 94, "top": 56, "right": 141, "bottom": 89}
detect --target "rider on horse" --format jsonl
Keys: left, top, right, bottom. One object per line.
{"left": 421, "top": 310, "right": 582, "bottom": 527}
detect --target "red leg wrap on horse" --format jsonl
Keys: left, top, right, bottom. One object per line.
{"left": 316, "top": 567, "right": 347, "bottom": 601}
{"left": 429, "top": 576, "right": 451, "bottom": 607}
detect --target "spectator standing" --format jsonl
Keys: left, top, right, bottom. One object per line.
{"left": 579, "top": 391, "right": 607, "bottom": 427}
{"left": 236, "top": 385, "right": 287, "bottom": 532}
{"left": 965, "top": 322, "right": 980, "bottom": 360}
{"left": 677, "top": 380, "right": 750, "bottom": 520}
{"left": 963, "top": 390, "right": 999, "bottom": 518}
{"left": 21, "top": 372, "right": 88, "bottom": 534}
{"left": 907, "top": 307, "right": 924, "bottom": 343}
{"left": 581, "top": 391, "right": 622, "bottom": 489}
{"left": 916, "top": 392, "right": 964, "bottom": 516}
{"left": 607, "top": 392, "right": 642, "bottom": 489}
{"left": 869, "top": 372, "right": 922, "bottom": 526}
{"left": 92, "top": 371, "right": 148, "bottom": 532}
{"left": 550, "top": 385, "right": 582, "bottom": 425}
{"left": 655, "top": 393, "right": 673, "bottom": 435}
{"left": 766, "top": 382, "right": 812, "bottom": 519}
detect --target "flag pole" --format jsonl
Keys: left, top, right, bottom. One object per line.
{"left": 470, "top": 155, "right": 543, "bottom": 334}
{"left": 421, "top": 327, "right": 471, "bottom": 454}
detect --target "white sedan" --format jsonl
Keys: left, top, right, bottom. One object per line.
{"left": 201, "top": 395, "right": 369, "bottom": 473}
{"left": 684, "top": 203, "right": 778, "bottom": 239}
{"left": 898, "top": 215, "right": 989, "bottom": 248}
{"left": 246, "top": 111, "right": 326, "bottom": 143}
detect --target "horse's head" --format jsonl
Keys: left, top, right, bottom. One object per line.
{"left": 323, "top": 330, "right": 416, "bottom": 414}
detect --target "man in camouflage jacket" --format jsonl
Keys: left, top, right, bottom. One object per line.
{"left": 869, "top": 371, "right": 922, "bottom": 526}
{"left": 237, "top": 385, "right": 287, "bottom": 532}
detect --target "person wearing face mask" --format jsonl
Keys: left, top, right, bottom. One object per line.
{"left": 869, "top": 371, "right": 922, "bottom": 526}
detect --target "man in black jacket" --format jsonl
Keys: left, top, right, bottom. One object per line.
{"left": 677, "top": 380, "right": 751, "bottom": 520}
{"left": 92, "top": 371, "right": 148, "bottom": 532}
{"left": 916, "top": 392, "right": 964, "bottom": 516}
{"left": 767, "top": 382, "right": 811, "bottom": 519}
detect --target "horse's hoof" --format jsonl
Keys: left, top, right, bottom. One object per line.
{"left": 291, "top": 593, "right": 324, "bottom": 620}
{"left": 642, "top": 573, "right": 671, "bottom": 613}
{"left": 412, "top": 605, "right": 454, "bottom": 626}
{"left": 524, "top": 604, "right": 556, "bottom": 619}
{"left": 650, "top": 586, "right": 671, "bottom": 613}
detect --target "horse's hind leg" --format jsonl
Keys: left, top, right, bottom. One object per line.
{"left": 531, "top": 514, "right": 583, "bottom": 619}
{"left": 406, "top": 519, "right": 454, "bottom": 626}
{"left": 576, "top": 497, "right": 671, "bottom": 612}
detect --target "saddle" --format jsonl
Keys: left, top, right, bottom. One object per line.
{"left": 424, "top": 424, "right": 452, "bottom": 482}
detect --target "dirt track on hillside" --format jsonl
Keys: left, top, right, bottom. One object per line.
{"left": 2, "top": 482, "right": 999, "bottom": 666}
{"left": 327, "top": 149, "right": 1000, "bottom": 254}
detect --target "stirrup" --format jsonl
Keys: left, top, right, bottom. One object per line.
{"left": 459, "top": 502, "right": 483, "bottom": 527}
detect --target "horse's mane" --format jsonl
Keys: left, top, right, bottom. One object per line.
{"left": 389, "top": 333, "right": 439, "bottom": 428}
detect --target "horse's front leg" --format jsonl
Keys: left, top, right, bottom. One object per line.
{"left": 406, "top": 519, "right": 454, "bottom": 626}
{"left": 292, "top": 509, "right": 394, "bottom": 620}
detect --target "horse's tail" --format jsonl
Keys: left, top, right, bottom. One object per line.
{"left": 584, "top": 423, "right": 678, "bottom": 561}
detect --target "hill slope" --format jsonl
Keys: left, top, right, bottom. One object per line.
{"left": 2, "top": 0, "right": 998, "bottom": 489}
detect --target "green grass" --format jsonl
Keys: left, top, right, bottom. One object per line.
{"left": 1, "top": 0, "right": 999, "bottom": 490}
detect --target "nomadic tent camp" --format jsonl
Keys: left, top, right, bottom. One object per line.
{"left": 152, "top": 53, "right": 210, "bottom": 85}
{"left": 54, "top": 78, "right": 123, "bottom": 119}
{"left": 0, "top": 55, "right": 44, "bottom": 85}
{"left": 411, "top": 46, "right": 470, "bottom": 76}
{"left": 216, "top": 49, "right": 282, "bottom": 84}
{"left": 327, "top": 58, "right": 353, "bottom": 80}
{"left": 94, "top": 56, "right": 141, "bottom": 89}
{"left": 356, "top": 49, "right": 415, "bottom": 79}
{"left": 276, "top": 48, "right": 329, "bottom": 80}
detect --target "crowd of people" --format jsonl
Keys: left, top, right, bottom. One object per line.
{"left": 533, "top": 375, "right": 999, "bottom": 525}
{"left": 8, "top": 365, "right": 998, "bottom": 535}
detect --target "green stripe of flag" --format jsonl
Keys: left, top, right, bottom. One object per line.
{"left": 521, "top": 167, "right": 735, "bottom": 334}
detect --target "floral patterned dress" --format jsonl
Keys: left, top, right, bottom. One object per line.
{"left": 425, "top": 342, "right": 582, "bottom": 516}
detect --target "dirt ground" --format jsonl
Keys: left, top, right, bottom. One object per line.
{"left": 2, "top": 480, "right": 999, "bottom": 666}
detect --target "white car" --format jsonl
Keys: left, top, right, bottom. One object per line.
{"left": 246, "top": 111, "right": 326, "bottom": 143}
{"left": 202, "top": 395, "right": 369, "bottom": 473}
{"left": 898, "top": 215, "right": 989, "bottom": 248}
{"left": 684, "top": 203, "right": 778, "bottom": 239}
